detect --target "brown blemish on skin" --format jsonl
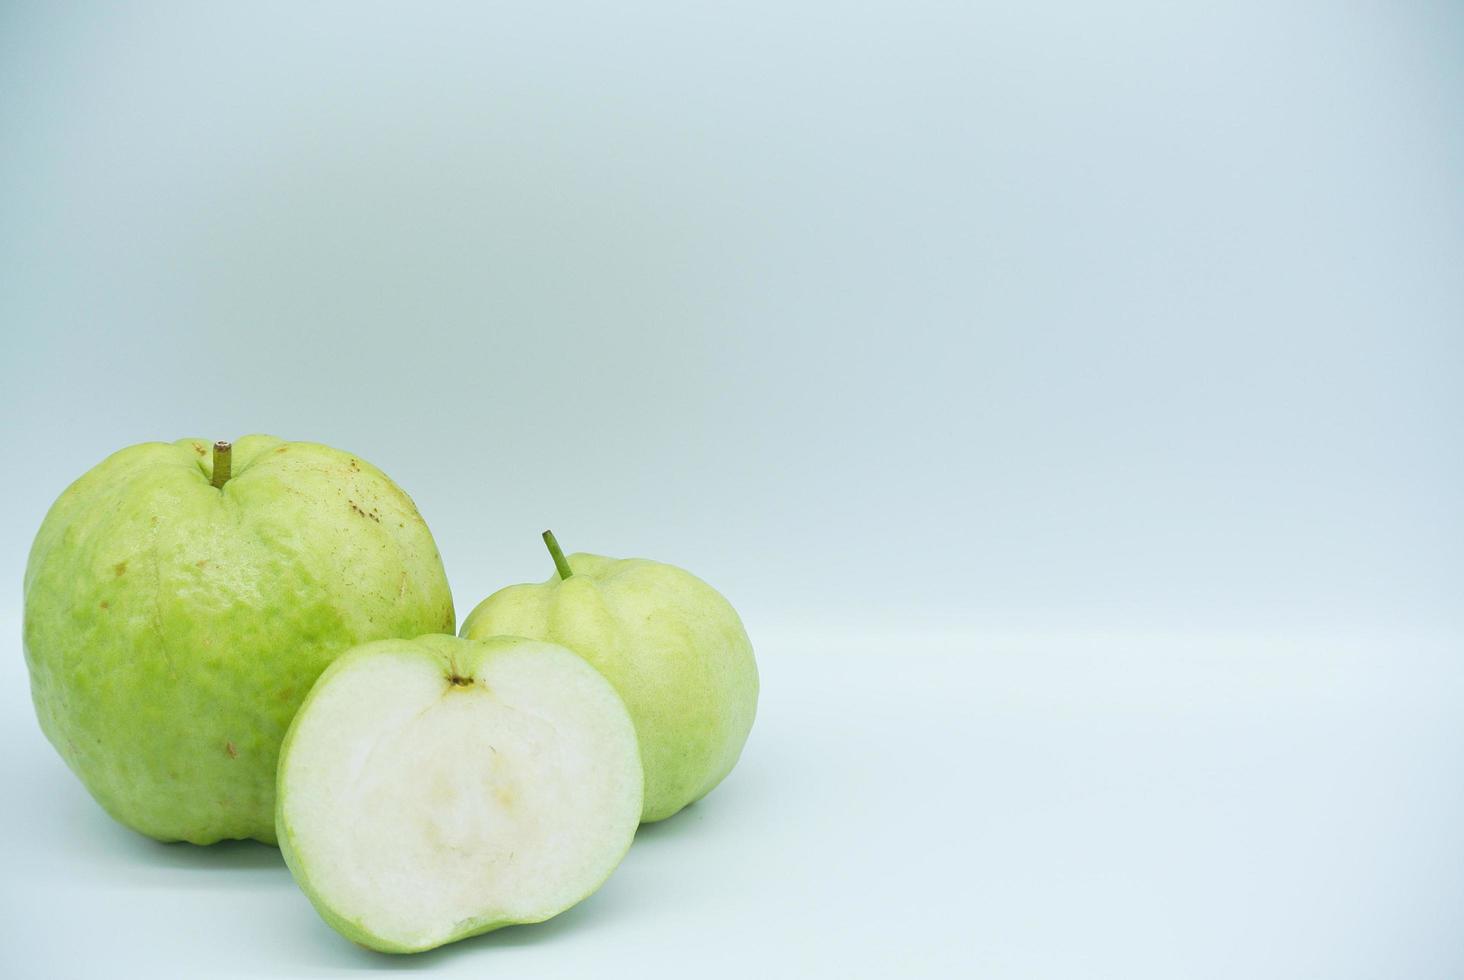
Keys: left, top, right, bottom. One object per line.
{"left": 448, "top": 674, "right": 473, "bottom": 687}
{"left": 225, "top": 741, "right": 238, "bottom": 759}
{"left": 348, "top": 500, "right": 382, "bottom": 523}
{"left": 277, "top": 686, "right": 295, "bottom": 702}
{"left": 192, "top": 442, "right": 207, "bottom": 456}
{"left": 195, "top": 559, "right": 209, "bottom": 568}
{"left": 99, "top": 600, "right": 109, "bottom": 609}
{"left": 275, "top": 446, "right": 289, "bottom": 454}
{"left": 113, "top": 561, "right": 128, "bottom": 577}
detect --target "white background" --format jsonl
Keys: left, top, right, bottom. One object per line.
{"left": 2, "top": 1, "right": 1462, "bottom": 977}
{"left": 4, "top": 629, "right": 1464, "bottom": 978}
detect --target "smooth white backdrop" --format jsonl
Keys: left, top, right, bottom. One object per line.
{"left": 2, "top": 2, "right": 1461, "bottom": 976}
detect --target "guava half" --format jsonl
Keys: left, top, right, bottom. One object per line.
{"left": 276, "top": 633, "right": 643, "bottom": 953}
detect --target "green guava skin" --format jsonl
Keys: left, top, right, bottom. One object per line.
{"left": 22, "top": 435, "right": 455, "bottom": 845}
{"left": 461, "top": 553, "right": 758, "bottom": 822}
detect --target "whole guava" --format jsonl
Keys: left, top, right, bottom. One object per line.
{"left": 461, "top": 532, "right": 757, "bottom": 822}
{"left": 23, "top": 435, "right": 455, "bottom": 844}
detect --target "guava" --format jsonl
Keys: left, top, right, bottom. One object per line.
{"left": 460, "top": 532, "right": 758, "bottom": 822}
{"left": 275, "top": 633, "right": 642, "bottom": 953}
{"left": 22, "top": 435, "right": 455, "bottom": 844}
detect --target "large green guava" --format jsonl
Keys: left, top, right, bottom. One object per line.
{"left": 23, "top": 435, "right": 455, "bottom": 844}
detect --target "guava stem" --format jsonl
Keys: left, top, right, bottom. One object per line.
{"left": 211, "top": 441, "right": 232, "bottom": 488}
{"left": 542, "top": 530, "right": 573, "bottom": 580}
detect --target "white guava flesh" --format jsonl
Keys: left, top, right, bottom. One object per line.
{"left": 276, "top": 634, "right": 643, "bottom": 953}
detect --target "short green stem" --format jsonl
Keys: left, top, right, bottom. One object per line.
{"left": 543, "top": 530, "right": 573, "bottom": 580}
{"left": 211, "top": 441, "right": 232, "bottom": 488}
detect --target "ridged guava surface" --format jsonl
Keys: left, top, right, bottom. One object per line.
{"left": 23, "top": 435, "right": 455, "bottom": 844}
{"left": 462, "top": 551, "right": 757, "bottom": 822}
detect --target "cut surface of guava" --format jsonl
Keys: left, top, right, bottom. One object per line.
{"left": 276, "top": 634, "right": 642, "bottom": 953}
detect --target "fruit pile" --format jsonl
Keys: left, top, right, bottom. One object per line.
{"left": 22, "top": 436, "right": 759, "bottom": 953}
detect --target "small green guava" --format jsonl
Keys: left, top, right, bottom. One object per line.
{"left": 460, "top": 531, "right": 758, "bottom": 822}
{"left": 23, "top": 436, "right": 455, "bottom": 844}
